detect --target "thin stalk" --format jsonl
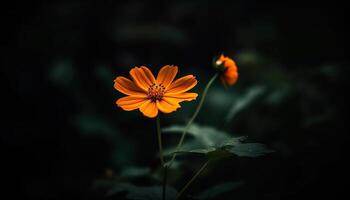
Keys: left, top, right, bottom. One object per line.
{"left": 156, "top": 115, "right": 165, "bottom": 166}
{"left": 176, "top": 160, "right": 210, "bottom": 199}
{"left": 168, "top": 73, "right": 219, "bottom": 167}
{"left": 156, "top": 115, "right": 166, "bottom": 200}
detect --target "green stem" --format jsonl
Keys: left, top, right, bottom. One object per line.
{"left": 156, "top": 115, "right": 166, "bottom": 200}
{"left": 156, "top": 115, "right": 165, "bottom": 166}
{"left": 168, "top": 73, "right": 219, "bottom": 167}
{"left": 176, "top": 160, "right": 210, "bottom": 199}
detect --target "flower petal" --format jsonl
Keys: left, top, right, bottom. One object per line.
{"left": 139, "top": 99, "right": 158, "bottom": 118}
{"left": 114, "top": 76, "right": 147, "bottom": 96}
{"left": 130, "top": 66, "right": 156, "bottom": 91}
{"left": 156, "top": 99, "right": 181, "bottom": 113}
{"left": 224, "top": 59, "right": 236, "bottom": 69}
{"left": 116, "top": 96, "right": 148, "bottom": 111}
{"left": 163, "top": 93, "right": 198, "bottom": 105}
{"left": 219, "top": 54, "right": 226, "bottom": 61}
{"left": 164, "top": 92, "right": 198, "bottom": 101}
{"left": 166, "top": 75, "right": 197, "bottom": 94}
{"left": 223, "top": 75, "right": 238, "bottom": 86}
{"left": 156, "top": 65, "right": 178, "bottom": 88}
{"left": 223, "top": 66, "right": 238, "bottom": 86}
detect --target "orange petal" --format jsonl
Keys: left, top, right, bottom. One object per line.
{"left": 224, "top": 68, "right": 238, "bottom": 78}
{"left": 116, "top": 96, "right": 148, "bottom": 111}
{"left": 164, "top": 92, "right": 198, "bottom": 101}
{"left": 114, "top": 76, "right": 147, "bottom": 96}
{"left": 223, "top": 75, "right": 238, "bottom": 86}
{"left": 224, "top": 59, "right": 237, "bottom": 69}
{"left": 156, "top": 99, "right": 181, "bottom": 113}
{"left": 219, "top": 54, "right": 226, "bottom": 61}
{"left": 163, "top": 93, "right": 198, "bottom": 105}
{"left": 223, "top": 67, "right": 238, "bottom": 86}
{"left": 166, "top": 75, "right": 197, "bottom": 94}
{"left": 130, "top": 66, "right": 156, "bottom": 91}
{"left": 156, "top": 65, "right": 178, "bottom": 88}
{"left": 139, "top": 99, "right": 158, "bottom": 118}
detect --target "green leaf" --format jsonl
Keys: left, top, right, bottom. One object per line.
{"left": 163, "top": 140, "right": 204, "bottom": 157}
{"left": 119, "top": 166, "right": 150, "bottom": 178}
{"left": 225, "top": 86, "right": 266, "bottom": 122}
{"left": 196, "top": 181, "right": 244, "bottom": 199}
{"left": 215, "top": 136, "right": 247, "bottom": 148}
{"left": 172, "top": 139, "right": 273, "bottom": 160}
{"left": 228, "top": 143, "right": 274, "bottom": 157}
{"left": 175, "top": 147, "right": 216, "bottom": 155}
{"left": 163, "top": 124, "right": 231, "bottom": 147}
{"left": 165, "top": 124, "right": 273, "bottom": 160}
{"left": 206, "top": 149, "right": 233, "bottom": 160}
{"left": 174, "top": 147, "right": 230, "bottom": 160}
{"left": 73, "top": 114, "right": 117, "bottom": 139}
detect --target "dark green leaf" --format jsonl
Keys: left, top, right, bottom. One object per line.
{"left": 225, "top": 86, "right": 266, "bottom": 122}
{"left": 175, "top": 147, "right": 216, "bottom": 155}
{"left": 163, "top": 140, "right": 204, "bottom": 157}
{"left": 166, "top": 124, "right": 273, "bottom": 160}
{"left": 215, "top": 136, "right": 247, "bottom": 148}
{"left": 174, "top": 148, "right": 230, "bottom": 160}
{"left": 228, "top": 143, "right": 274, "bottom": 157}
{"left": 119, "top": 166, "right": 150, "bottom": 178}
{"left": 163, "top": 124, "right": 231, "bottom": 147}
{"left": 172, "top": 140, "right": 273, "bottom": 160}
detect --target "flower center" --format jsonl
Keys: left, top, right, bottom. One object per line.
{"left": 148, "top": 83, "right": 165, "bottom": 102}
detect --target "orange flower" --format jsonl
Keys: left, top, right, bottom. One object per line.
{"left": 215, "top": 54, "right": 238, "bottom": 86}
{"left": 114, "top": 65, "right": 198, "bottom": 118}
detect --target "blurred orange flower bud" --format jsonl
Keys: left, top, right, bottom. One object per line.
{"left": 213, "top": 54, "right": 239, "bottom": 86}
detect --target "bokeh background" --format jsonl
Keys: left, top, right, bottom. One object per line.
{"left": 3, "top": 0, "right": 348, "bottom": 199}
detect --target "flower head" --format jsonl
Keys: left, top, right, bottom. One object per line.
{"left": 214, "top": 54, "right": 239, "bottom": 86}
{"left": 114, "top": 65, "right": 198, "bottom": 118}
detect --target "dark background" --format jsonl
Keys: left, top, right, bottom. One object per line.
{"left": 3, "top": 0, "right": 348, "bottom": 199}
